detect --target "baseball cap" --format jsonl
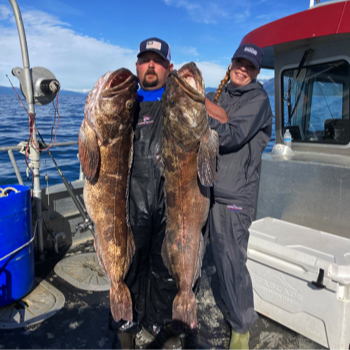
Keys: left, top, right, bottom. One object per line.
{"left": 137, "top": 37, "right": 171, "bottom": 62}
{"left": 231, "top": 43, "right": 263, "bottom": 70}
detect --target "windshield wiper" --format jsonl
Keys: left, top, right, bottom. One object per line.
{"left": 284, "top": 49, "right": 313, "bottom": 126}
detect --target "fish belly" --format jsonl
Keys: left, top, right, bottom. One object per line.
{"left": 162, "top": 137, "right": 209, "bottom": 330}
{"left": 84, "top": 139, "right": 135, "bottom": 322}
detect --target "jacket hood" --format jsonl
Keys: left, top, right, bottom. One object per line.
{"left": 225, "top": 80, "right": 263, "bottom": 96}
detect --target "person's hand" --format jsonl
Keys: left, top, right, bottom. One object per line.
{"left": 205, "top": 98, "right": 228, "bottom": 123}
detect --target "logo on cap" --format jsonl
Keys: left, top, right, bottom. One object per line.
{"left": 244, "top": 47, "right": 258, "bottom": 56}
{"left": 146, "top": 41, "right": 162, "bottom": 51}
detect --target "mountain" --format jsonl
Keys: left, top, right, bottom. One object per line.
{"left": 205, "top": 87, "right": 217, "bottom": 94}
{"left": 261, "top": 78, "right": 274, "bottom": 96}
{"left": 0, "top": 85, "right": 86, "bottom": 96}
{"left": 0, "top": 85, "right": 22, "bottom": 95}
{"left": 2, "top": 78, "right": 275, "bottom": 98}
{"left": 57, "top": 90, "right": 87, "bottom": 96}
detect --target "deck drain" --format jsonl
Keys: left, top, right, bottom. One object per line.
{"left": 54, "top": 252, "right": 110, "bottom": 291}
{"left": 0, "top": 278, "right": 65, "bottom": 329}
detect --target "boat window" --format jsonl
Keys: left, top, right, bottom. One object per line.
{"left": 282, "top": 60, "right": 350, "bottom": 144}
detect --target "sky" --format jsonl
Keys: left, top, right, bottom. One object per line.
{"left": 1, "top": 0, "right": 312, "bottom": 92}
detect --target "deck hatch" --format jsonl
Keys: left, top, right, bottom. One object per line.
{"left": 54, "top": 253, "right": 110, "bottom": 291}
{"left": 0, "top": 278, "right": 65, "bottom": 329}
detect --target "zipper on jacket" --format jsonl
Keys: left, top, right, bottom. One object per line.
{"left": 245, "top": 142, "right": 251, "bottom": 184}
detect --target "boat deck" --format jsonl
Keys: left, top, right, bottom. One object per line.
{"left": 0, "top": 239, "right": 325, "bottom": 349}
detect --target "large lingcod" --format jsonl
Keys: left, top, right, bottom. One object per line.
{"left": 78, "top": 68, "right": 137, "bottom": 323}
{"left": 161, "top": 62, "right": 218, "bottom": 330}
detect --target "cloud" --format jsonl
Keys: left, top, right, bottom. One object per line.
{"left": 259, "top": 69, "right": 274, "bottom": 81}
{"left": 0, "top": 6, "right": 136, "bottom": 92}
{"left": 174, "top": 61, "right": 227, "bottom": 88}
{"left": 161, "top": 0, "right": 278, "bottom": 29}
{"left": 40, "top": 0, "right": 86, "bottom": 17}
{"left": 0, "top": 5, "right": 243, "bottom": 92}
{"left": 162, "top": 0, "right": 230, "bottom": 24}
{"left": 0, "top": 4, "right": 11, "bottom": 20}
{"left": 175, "top": 46, "right": 199, "bottom": 57}
{"left": 232, "top": 9, "right": 251, "bottom": 24}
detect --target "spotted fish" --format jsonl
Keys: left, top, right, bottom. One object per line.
{"left": 161, "top": 62, "right": 218, "bottom": 329}
{"left": 78, "top": 68, "right": 137, "bottom": 322}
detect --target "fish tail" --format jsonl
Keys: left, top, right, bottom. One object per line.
{"left": 172, "top": 290, "right": 197, "bottom": 331}
{"left": 110, "top": 282, "right": 133, "bottom": 323}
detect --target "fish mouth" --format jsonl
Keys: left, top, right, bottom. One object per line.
{"left": 102, "top": 68, "right": 137, "bottom": 98}
{"left": 169, "top": 63, "right": 205, "bottom": 103}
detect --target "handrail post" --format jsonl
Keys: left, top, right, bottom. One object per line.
{"left": 8, "top": 150, "right": 24, "bottom": 185}
{"left": 8, "top": 0, "right": 44, "bottom": 259}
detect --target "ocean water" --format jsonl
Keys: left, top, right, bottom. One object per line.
{"left": 0, "top": 94, "right": 87, "bottom": 187}
{"left": 0, "top": 94, "right": 275, "bottom": 188}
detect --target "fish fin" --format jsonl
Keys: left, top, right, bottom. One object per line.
{"left": 161, "top": 240, "right": 174, "bottom": 277}
{"left": 192, "top": 231, "right": 205, "bottom": 287}
{"left": 125, "top": 133, "right": 134, "bottom": 228}
{"left": 197, "top": 128, "right": 218, "bottom": 186}
{"left": 78, "top": 119, "right": 100, "bottom": 182}
{"left": 172, "top": 290, "right": 197, "bottom": 331}
{"left": 93, "top": 236, "right": 108, "bottom": 275}
{"left": 123, "top": 227, "right": 135, "bottom": 278}
{"left": 110, "top": 282, "right": 133, "bottom": 322}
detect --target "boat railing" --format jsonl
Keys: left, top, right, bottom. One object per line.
{"left": 0, "top": 141, "right": 84, "bottom": 186}
{"left": 309, "top": 0, "right": 320, "bottom": 7}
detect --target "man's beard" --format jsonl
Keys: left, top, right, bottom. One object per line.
{"left": 142, "top": 70, "right": 159, "bottom": 88}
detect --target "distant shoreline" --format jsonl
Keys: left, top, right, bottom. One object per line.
{"left": 0, "top": 85, "right": 87, "bottom": 96}
{"left": 1, "top": 78, "right": 276, "bottom": 97}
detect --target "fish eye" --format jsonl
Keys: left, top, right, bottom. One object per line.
{"left": 126, "top": 100, "right": 134, "bottom": 110}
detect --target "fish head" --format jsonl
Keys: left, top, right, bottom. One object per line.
{"left": 79, "top": 68, "right": 137, "bottom": 182}
{"left": 162, "top": 62, "right": 207, "bottom": 151}
{"left": 84, "top": 68, "right": 138, "bottom": 142}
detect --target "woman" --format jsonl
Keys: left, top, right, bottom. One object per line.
{"left": 205, "top": 43, "right": 273, "bottom": 349}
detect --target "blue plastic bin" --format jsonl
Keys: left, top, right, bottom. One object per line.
{"left": 0, "top": 185, "right": 34, "bottom": 307}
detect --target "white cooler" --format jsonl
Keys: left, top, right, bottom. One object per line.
{"left": 247, "top": 217, "right": 350, "bottom": 349}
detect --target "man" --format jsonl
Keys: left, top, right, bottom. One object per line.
{"left": 109, "top": 37, "right": 181, "bottom": 349}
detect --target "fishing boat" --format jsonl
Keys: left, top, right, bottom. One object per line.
{"left": 1, "top": 0, "right": 349, "bottom": 348}
{"left": 241, "top": 0, "right": 350, "bottom": 348}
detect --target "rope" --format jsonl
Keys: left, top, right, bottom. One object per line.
{"left": 0, "top": 187, "right": 19, "bottom": 197}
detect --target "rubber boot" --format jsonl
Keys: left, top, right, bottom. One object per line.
{"left": 142, "top": 324, "right": 182, "bottom": 349}
{"left": 162, "top": 336, "right": 182, "bottom": 350}
{"left": 229, "top": 330, "right": 249, "bottom": 350}
{"left": 111, "top": 331, "right": 136, "bottom": 349}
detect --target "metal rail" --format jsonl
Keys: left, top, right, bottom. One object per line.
{"left": 8, "top": 0, "right": 45, "bottom": 258}
{"left": 6, "top": 0, "right": 90, "bottom": 256}
{"left": 309, "top": 0, "right": 321, "bottom": 7}
{"left": 8, "top": 149, "right": 24, "bottom": 185}
{"left": 0, "top": 141, "right": 78, "bottom": 152}
{"left": 1, "top": 141, "right": 83, "bottom": 182}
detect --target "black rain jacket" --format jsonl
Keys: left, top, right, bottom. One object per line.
{"left": 207, "top": 81, "right": 273, "bottom": 209}
{"left": 126, "top": 100, "right": 177, "bottom": 328}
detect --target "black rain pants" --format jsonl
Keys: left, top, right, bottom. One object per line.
{"left": 209, "top": 201, "right": 258, "bottom": 334}
{"left": 109, "top": 158, "right": 178, "bottom": 332}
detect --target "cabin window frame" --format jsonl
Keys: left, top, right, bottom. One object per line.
{"left": 281, "top": 58, "right": 350, "bottom": 146}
